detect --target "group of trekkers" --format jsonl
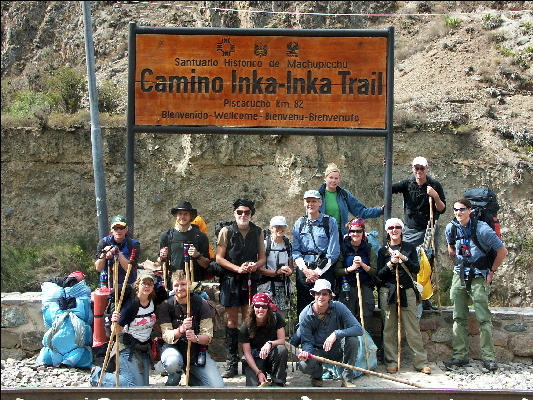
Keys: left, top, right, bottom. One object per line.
{"left": 90, "top": 156, "right": 507, "bottom": 387}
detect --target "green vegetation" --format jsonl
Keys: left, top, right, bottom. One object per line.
{"left": 482, "top": 14, "right": 504, "bottom": 30}
{"left": 97, "top": 80, "right": 121, "bottom": 114}
{"left": 445, "top": 16, "right": 460, "bottom": 28}
{"left": 46, "top": 66, "right": 87, "bottom": 114}
{"left": 1, "top": 237, "right": 99, "bottom": 293}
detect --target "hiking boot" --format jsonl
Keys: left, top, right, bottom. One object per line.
{"left": 222, "top": 362, "right": 238, "bottom": 378}
{"left": 443, "top": 358, "right": 469, "bottom": 369}
{"left": 311, "top": 377, "right": 323, "bottom": 387}
{"left": 341, "top": 380, "right": 357, "bottom": 387}
{"left": 483, "top": 360, "right": 498, "bottom": 372}
{"left": 422, "top": 299, "right": 438, "bottom": 311}
{"left": 165, "top": 373, "right": 180, "bottom": 386}
{"left": 386, "top": 365, "right": 398, "bottom": 373}
{"left": 416, "top": 366, "right": 431, "bottom": 375}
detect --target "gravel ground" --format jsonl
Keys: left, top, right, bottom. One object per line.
{"left": 2, "top": 356, "right": 532, "bottom": 391}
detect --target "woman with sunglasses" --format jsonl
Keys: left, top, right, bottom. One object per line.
{"left": 238, "top": 293, "right": 288, "bottom": 387}
{"left": 90, "top": 270, "right": 158, "bottom": 386}
{"left": 377, "top": 218, "right": 431, "bottom": 375}
{"left": 335, "top": 217, "right": 377, "bottom": 328}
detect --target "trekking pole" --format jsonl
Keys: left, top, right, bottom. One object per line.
{"left": 395, "top": 263, "right": 401, "bottom": 373}
{"left": 113, "top": 253, "right": 120, "bottom": 386}
{"left": 184, "top": 244, "right": 191, "bottom": 387}
{"left": 107, "top": 258, "right": 112, "bottom": 288}
{"left": 356, "top": 271, "right": 370, "bottom": 370}
{"left": 98, "top": 249, "right": 136, "bottom": 387}
{"left": 189, "top": 243, "right": 195, "bottom": 284}
{"left": 162, "top": 246, "right": 168, "bottom": 291}
{"left": 248, "top": 272, "right": 252, "bottom": 306}
{"left": 429, "top": 197, "right": 442, "bottom": 311}
{"left": 285, "top": 342, "right": 424, "bottom": 388}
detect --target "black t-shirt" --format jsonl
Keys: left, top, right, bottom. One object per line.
{"left": 392, "top": 175, "right": 446, "bottom": 231}
{"left": 238, "top": 312, "right": 286, "bottom": 350}
{"left": 159, "top": 226, "right": 211, "bottom": 279}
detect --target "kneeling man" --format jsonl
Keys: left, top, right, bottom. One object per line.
{"left": 297, "top": 279, "right": 363, "bottom": 387}
{"left": 157, "top": 271, "right": 224, "bottom": 387}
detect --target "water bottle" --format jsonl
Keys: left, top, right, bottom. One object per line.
{"left": 99, "top": 269, "right": 108, "bottom": 288}
{"left": 341, "top": 276, "right": 350, "bottom": 293}
{"left": 195, "top": 345, "right": 207, "bottom": 367}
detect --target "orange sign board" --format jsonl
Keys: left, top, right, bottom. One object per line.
{"left": 134, "top": 33, "right": 388, "bottom": 129}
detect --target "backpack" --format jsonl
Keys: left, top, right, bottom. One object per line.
{"left": 297, "top": 215, "right": 331, "bottom": 240}
{"left": 214, "top": 221, "right": 234, "bottom": 241}
{"left": 464, "top": 188, "right": 501, "bottom": 237}
{"left": 449, "top": 188, "right": 502, "bottom": 271}
{"left": 103, "top": 284, "right": 139, "bottom": 339}
{"left": 263, "top": 228, "right": 292, "bottom": 259}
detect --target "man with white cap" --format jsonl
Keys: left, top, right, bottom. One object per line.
{"left": 297, "top": 279, "right": 362, "bottom": 387}
{"left": 392, "top": 156, "right": 446, "bottom": 310}
{"left": 292, "top": 190, "right": 340, "bottom": 317}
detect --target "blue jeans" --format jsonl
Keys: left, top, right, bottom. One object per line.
{"left": 90, "top": 348, "right": 150, "bottom": 387}
{"left": 161, "top": 344, "right": 225, "bottom": 387}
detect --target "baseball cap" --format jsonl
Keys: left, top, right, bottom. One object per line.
{"left": 111, "top": 215, "right": 127, "bottom": 228}
{"left": 303, "top": 190, "right": 321, "bottom": 199}
{"left": 269, "top": 216, "right": 288, "bottom": 227}
{"left": 309, "top": 279, "right": 336, "bottom": 297}
{"left": 412, "top": 156, "right": 428, "bottom": 167}
{"left": 137, "top": 269, "right": 155, "bottom": 283}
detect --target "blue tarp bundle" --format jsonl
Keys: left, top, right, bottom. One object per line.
{"left": 36, "top": 279, "right": 94, "bottom": 368}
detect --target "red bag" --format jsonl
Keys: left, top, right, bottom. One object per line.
{"left": 152, "top": 336, "right": 164, "bottom": 362}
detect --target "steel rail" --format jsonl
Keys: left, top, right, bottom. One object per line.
{"left": 1, "top": 387, "right": 530, "bottom": 400}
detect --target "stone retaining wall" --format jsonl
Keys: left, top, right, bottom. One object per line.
{"left": 2, "top": 290, "right": 532, "bottom": 363}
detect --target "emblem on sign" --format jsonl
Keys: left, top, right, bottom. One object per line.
{"left": 216, "top": 37, "right": 235, "bottom": 56}
{"left": 286, "top": 41, "right": 299, "bottom": 57}
{"left": 254, "top": 42, "right": 268, "bottom": 57}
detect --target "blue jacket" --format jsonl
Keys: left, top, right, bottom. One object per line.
{"left": 318, "top": 183, "right": 383, "bottom": 236}
{"left": 298, "top": 300, "right": 363, "bottom": 353}
{"left": 292, "top": 213, "right": 340, "bottom": 266}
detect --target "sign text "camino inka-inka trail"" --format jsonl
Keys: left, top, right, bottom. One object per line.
{"left": 134, "top": 33, "right": 388, "bottom": 130}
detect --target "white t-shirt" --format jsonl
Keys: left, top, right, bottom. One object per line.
{"left": 264, "top": 238, "right": 290, "bottom": 270}
{"left": 123, "top": 300, "right": 156, "bottom": 343}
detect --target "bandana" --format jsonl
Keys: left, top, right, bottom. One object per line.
{"left": 251, "top": 292, "right": 278, "bottom": 312}
{"left": 347, "top": 217, "right": 366, "bottom": 241}
{"left": 233, "top": 198, "right": 255, "bottom": 216}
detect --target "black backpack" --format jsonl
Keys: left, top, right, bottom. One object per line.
{"left": 464, "top": 188, "right": 500, "bottom": 235}
{"left": 450, "top": 189, "right": 502, "bottom": 270}
{"left": 298, "top": 215, "right": 331, "bottom": 240}
{"left": 103, "top": 284, "right": 139, "bottom": 339}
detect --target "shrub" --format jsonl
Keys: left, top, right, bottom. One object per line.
{"left": 97, "top": 80, "right": 121, "bottom": 114}
{"left": 47, "top": 66, "right": 87, "bottom": 114}
{"left": 1, "top": 237, "right": 99, "bottom": 293}
{"left": 482, "top": 14, "right": 504, "bottom": 30}
{"left": 4, "top": 89, "right": 51, "bottom": 118}
{"left": 445, "top": 16, "right": 460, "bottom": 28}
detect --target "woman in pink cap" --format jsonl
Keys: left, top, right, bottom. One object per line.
{"left": 238, "top": 293, "right": 288, "bottom": 387}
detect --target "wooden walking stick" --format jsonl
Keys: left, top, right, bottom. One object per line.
{"left": 98, "top": 249, "right": 136, "bottom": 387}
{"left": 184, "top": 244, "right": 192, "bottom": 387}
{"left": 395, "top": 263, "right": 401, "bottom": 373}
{"left": 162, "top": 246, "right": 168, "bottom": 291}
{"left": 356, "top": 271, "right": 370, "bottom": 370}
{"left": 113, "top": 253, "right": 120, "bottom": 386}
{"left": 429, "top": 197, "right": 442, "bottom": 311}
{"left": 285, "top": 342, "right": 424, "bottom": 389}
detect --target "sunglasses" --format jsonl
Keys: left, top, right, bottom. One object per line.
{"left": 314, "top": 291, "right": 331, "bottom": 297}
{"left": 253, "top": 303, "right": 268, "bottom": 309}
{"left": 112, "top": 226, "right": 126, "bottom": 230}
{"left": 413, "top": 166, "right": 426, "bottom": 171}
{"left": 349, "top": 229, "right": 363, "bottom": 234}
{"left": 236, "top": 210, "right": 251, "bottom": 216}
{"left": 387, "top": 225, "right": 403, "bottom": 231}
{"left": 453, "top": 207, "right": 468, "bottom": 212}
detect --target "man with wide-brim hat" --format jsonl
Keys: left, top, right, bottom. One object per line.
{"left": 95, "top": 215, "right": 140, "bottom": 286}
{"left": 158, "top": 201, "right": 211, "bottom": 289}
{"left": 296, "top": 279, "right": 362, "bottom": 388}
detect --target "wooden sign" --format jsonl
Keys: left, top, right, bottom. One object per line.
{"left": 133, "top": 29, "right": 390, "bottom": 131}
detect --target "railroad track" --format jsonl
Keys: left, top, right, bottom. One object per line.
{"left": 1, "top": 387, "right": 530, "bottom": 400}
